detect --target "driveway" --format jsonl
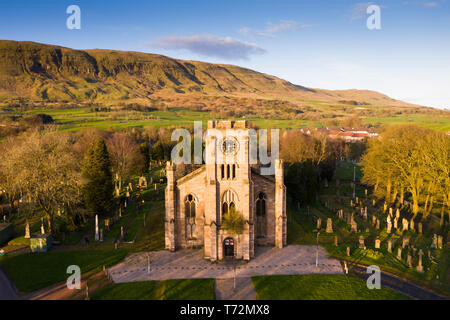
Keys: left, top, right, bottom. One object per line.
{"left": 108, "top": 245, "right": 343, "bottom": 283}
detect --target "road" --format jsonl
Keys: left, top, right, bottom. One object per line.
{"left": 0, "top": 267, "right": 18, "bottom": 300}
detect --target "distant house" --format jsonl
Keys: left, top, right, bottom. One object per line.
{"left": 300, "top": 127, "right": 378, "bottom": 142}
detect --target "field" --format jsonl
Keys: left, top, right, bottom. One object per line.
{"left": 2, "top": 106, "right": 449, "bottom": 133}
{"left": 252, "top": 274, "right": 409, "bottom": 300}
{"left": 91, "top": 279, "right": 215, "bottom": 300}
{"left": 0, "top": 249, "right": 127, "bottom": 292}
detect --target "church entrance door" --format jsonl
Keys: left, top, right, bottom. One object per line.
{"left": 224, "top": 238, "right": 235, "bottom": 259}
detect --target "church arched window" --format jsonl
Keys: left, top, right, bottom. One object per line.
{"left": 185, "top": 194, "right": 196, "bottom": 219}
{"left": 256, "top": 192, "right": 267, "bottom": 238}
{"left": 256, "top": 192, "right": 266, "bottom": 217}
{"left": 185, "top": 194, "right": 197, "bottom": 240}
{"left": 222, "top": 189, "right": 238, "bottom": 219}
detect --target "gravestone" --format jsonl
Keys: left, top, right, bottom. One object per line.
{"left": 389, "top": 207, "right": 393, "bottom": 216}
{"left": 407, "top": 253, "right": 412, "bottom": 267}
{"left": 437, "top": 235, "right": 443, "bottom": 249}
{"left": 387, "top": 216, "right": 392, "bottom": 234}
{"left": 316, "top": 218, "right": 322, "bottom": 230}
{"left": 394, "top": 217, "right": 398, "bottom": 230}
{"left": 351, "top": 220, "right": 358, "bottom": 233}
{"left": 375, "top": 238, "right": 381, "bottom": 249}
{"left": 25, "top": 221, "right": 30, "bottom": 239}
{"left": 418, "top": 223, "right": 423, "bottom": 235}
{"left": 410, "top": 219, "right": 415, "bottom": 232}
{"left": 432, "top": 234, "right": 438, "bottom": 248}
{"left": 41, "top": 219, "right": 45, "bottom": 235}
{"left": 376, "top": 219, "right": 380, "bottom": 230}
{"left": 359, "top": 236, "right": 366, "bottom": 249}
{"left": 372, "top": 215, "right": 377, "bottom": 226}
{"left": 326, "top": 218, "right": 333, "bottom": 233}
{"left": 334, "top": 236, "right": 338, "bottom": 246}
{"left": 402, "top": 237, "right": 410, "bottom": 249}
{"left": 402, "top": 218, "right": 409, "bottom": 232}
{"left": 416, "top": 249, "right": 424, "bottom": 273}
{"left": 99, "top": 228, "right": 104, "bottom": 242}
{"left": 120, "top": 226, "right": 124, "bottom": 240}
{"left": 383, "top": 203, "right": 387, "bottom": 213}
{"left": 396, "top": 208, "right": 400, "bottom": 219}
{"left": 372, "top": 199, "right": 376, "bottom": 206}
{"left": 346, "top": 246, "right": 350, "bottom": 257}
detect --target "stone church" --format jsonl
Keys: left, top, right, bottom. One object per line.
{"left": 165, "top": 120, "right": 286, "bottom": 261}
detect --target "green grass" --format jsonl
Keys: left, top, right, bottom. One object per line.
{"left": 252, "top": 274, "right": 410, "bottom": 300}
{"left": 91, "top": 279, "right": 215, "bottom": 300}
{"left": 4, "top": 106, "right": 448, "bottom": 133}
{"left": 0, "top": 249, "right": 127, "bottom": 292}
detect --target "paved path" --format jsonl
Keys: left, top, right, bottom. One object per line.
{"left": 215, "top": 277, "right": 256, "bottom": 300}
{"left": 350, "top": 264, "right": 448, "bottom": 300}
{"left": 0, "top": 267, "right": 18, "bottom": 300}
{"left": 108, "top": 245, "right": 343, "bottom": 283}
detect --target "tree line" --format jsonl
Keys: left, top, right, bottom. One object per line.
{"left": 0, "top": 125, "right": 181, "bottom": 234}
{"left": 361, "top": 124, "right": 450, "bottom": 223}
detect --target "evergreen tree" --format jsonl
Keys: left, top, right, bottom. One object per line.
{"left": 151, "top": 140, "right": 165, "bottom": 161}
{"left": 81, "top": 139, "right": 114, "bottom": 217}
{"left": 139, "top": 142, "right": 150, "bottom": 173}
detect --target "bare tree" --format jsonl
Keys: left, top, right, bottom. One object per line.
{"left": 107, "top": 132, "right": 145, "bottom": 191}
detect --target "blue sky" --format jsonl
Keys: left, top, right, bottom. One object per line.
{"left": 1, "top": 0, "right": 449, "bottom": 109}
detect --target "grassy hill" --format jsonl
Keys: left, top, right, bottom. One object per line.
{"left": 0, "top": 40, "right": 423, "bottom": 108}
{"left": 1, "top": 40, "right": 449, "bottom": 133}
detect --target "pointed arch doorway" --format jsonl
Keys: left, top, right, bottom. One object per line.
{"left": 223, "top": 237, "right": 235, "bottom": 259}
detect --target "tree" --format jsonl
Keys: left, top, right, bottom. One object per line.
{"left": 221, "top": 206, "right": 245, "bottom": 235}
{"left": 0, "top": 130, "right": 81, "bottom": 234}
{"left": 107, "top": 132, "right": 145, "bottom": 191}
{"left": 139, "top": 142, "right": 150, "bottom": 174}
{"left": 151, "top": 141, "right": 165, "bottom": 161}
{"left": 361, "top": 124, "right": 450, "bottom": 219}
{"left": 81, "top": 139, "right": 114, "bottom": 217}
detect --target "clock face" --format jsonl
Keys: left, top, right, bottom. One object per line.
{"left": 221, "top": 137, "right": 239, "bottom": 155}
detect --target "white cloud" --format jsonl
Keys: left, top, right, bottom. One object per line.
{"left": 349, "top": 2, "right": 375, "bottom": 20}
{"left": 423, "top": 1, "right": 439, "bottom": 7}
{"left": 145, "top": 35, "right": 266, "bottom": 60}
{"left": 238, "top": 20, "right": 310, "bottom": 38}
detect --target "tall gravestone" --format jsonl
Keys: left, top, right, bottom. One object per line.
{"left": 326, "top": 218, "right": 333, "bottom": 233}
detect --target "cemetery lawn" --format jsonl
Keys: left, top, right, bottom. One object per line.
{"left": 252, "top": 274, "right": 410, "bottom": 300}
{"left": 0, "top": 249, "right": 127, "bottom": 292}
{"left": 91, "top": 279, "right": 215, "bottom": 300}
